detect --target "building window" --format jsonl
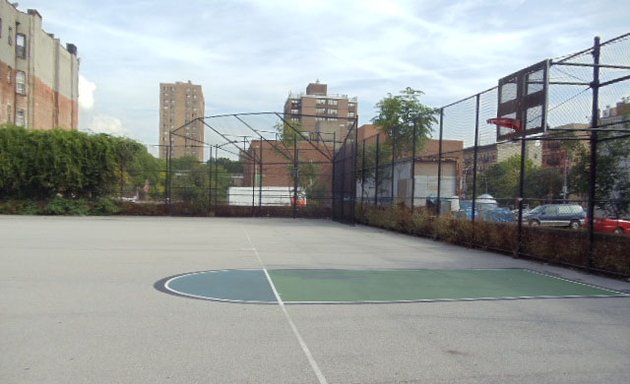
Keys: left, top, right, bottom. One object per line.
{"left": 7, "top": 67, "right": 11, "bottom": 83}
{"left": 8, "top": 27, "right": 12, "bottom": 45}
{"left": 0, "top": 18, "right": 3, "bottom": 38}
{"left": 16, "top": 33, "right": 26, "bottom": 58}
{"left": 16, "top": 109, "right": 26, "bottom": 126}
{"left": 6, "top": 105, "right": 12, "bottom": 122}
{"left": 316, "top": 108, "right": 325, "bottom": 114}
{"left": 16, "top": 71, "right": 26, "bottom": 95}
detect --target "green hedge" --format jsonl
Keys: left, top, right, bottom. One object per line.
{"left": 356, "top": 204, "right": 630, "bottom": 277}
{"left": 0, "top": 125, "right": 161, "bottom": 200}
{"left": 0, "top": 197, "right": 121, "bottom": 216}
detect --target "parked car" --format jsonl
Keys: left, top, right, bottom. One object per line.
{"left": 522, "top": 204, "right": 585, "bottom": 229}
{"left": 588, "top": 217, "right": 630, "bottom": 235}
{"left": 455, "top": 194, "right": 513, "bottom": 223}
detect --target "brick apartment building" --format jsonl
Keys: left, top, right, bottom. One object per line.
{"left": 284, "top": 81, "right": 358, "bottom": 143}
{"left": 541, "top": 123, "right": 589, "bottom": 169}
{"left": 541, "top": 101, "right": 628, "bottom": 172}
{"left": 600, "top": 97, "right": 629, "bottom": 129}
{"left": 158, "top": 81, "right": 205, "bottom": 162}
{"left": 462, "top": 138, "right": 543, "bottom": 179}
{"left": 0, "top": 1, "right": 79, "bottom": 129}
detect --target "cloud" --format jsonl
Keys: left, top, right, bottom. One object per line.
{"left": 78, "top": 75, "right": 96, "bottom": 110}
{"left": 87, "top": 115, "right": 131, "bottom": 137}
{"left": 20, "top": 0, "right": 628, "bottom": 149}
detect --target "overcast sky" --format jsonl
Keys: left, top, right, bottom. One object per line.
{"left": 15, "top": 0, "right": 629, "bottom": 154}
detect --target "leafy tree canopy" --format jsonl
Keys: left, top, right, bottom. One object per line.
{"left": 371, "top": 87, "right": 437, "bottom": 155}
{"left": 0, "top": 124, "right": 161, "bottom": 200}
{"left": 209, "top": 157, "right": 243, "bottom": 174}
{"left": 275, "top": 120, "right": 307, "bottom": 144}
{"left": 571, "top": 132, "right": 630, "bottom": 216}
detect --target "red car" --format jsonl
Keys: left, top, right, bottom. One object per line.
{"left": 590, "top": 217, "right": 630, "bottom": 235}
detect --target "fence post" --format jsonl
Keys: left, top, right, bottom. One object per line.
{"left": 352, "top": 116, "right": 359, "bottom": 223}
{"left": 330, "top": 131, "right": 343, "bottom": 218}
{"left": 375, "top": 134, "right": 380, "bottom": 206}
{"left": 251, "top": 147, "right": 256, "bottom": 216}
{"left": 587, "top": 36, "right": 601, "bottom": 272}
{"left": 167, "top": 131, "right": 172, "bottom": 207}
{"left": 391, "top": 126, "right": 396, "bottom": 206}
{"left": 293, "top": 132, "right": 298, "bottom": 219}
{"left": 211, "top": 155, "right": 212, "bottom": 216}
{"left": 471, "top": 95, "right": 480, "bottom": 224}
{"left": 437, "top": 109, "right": 444, "bottom": 216}
{"left": 411, "top": 119, "right": 417, "bottom": 210}
{"left": 361, "top": 138, "right": 366, "bottom": 207}
{"left": 259, "top": 141, "right": 263, "bottom": 211}
{"left": 214, "top": 145, "right": 218, "bottom": 207}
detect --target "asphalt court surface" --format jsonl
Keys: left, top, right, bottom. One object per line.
{"left": 2, "top": 215, "right": 629, "bottom": 384}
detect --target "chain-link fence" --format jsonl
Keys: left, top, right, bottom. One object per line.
{"left": 146, "top": 35, "right": 629, "bottom": 274}
{"left": 351, "top": 34, "right": 630, "bottom": 276}
{"left": 160, "top": 112, "right": 356, "bottom": 218}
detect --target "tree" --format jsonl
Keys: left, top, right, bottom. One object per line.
{"left": 526, "top": 167, "right": 564, "bottom": 202}
{"left": 371, "top": 87, "right": 437, "bottom": 156}
{"left": 125, "top": 146, "right": 164, "bottom": 200}
{"left": 170, "top": 156, "right": 210, "bottom": 206}
{"left": 475, "top": 154, "right": 569, "bottom": 205}
{"left": 357, "top": 139, "right": 393, "bottom": 200}
{"left": 474, "top": 155, "right": 553, "bottom": 202}
{"left": 209, "top": 157, "right": 243, "bottom": 174}
{"left": 0, "top": 126, "right": 120, "bottom": 199}
{"left": 479, "top": 156, "right": 524, "bottom": 199}
{"left": 571, "top": 133, "right": 630, "bottom": 216}
{"left": 275, "top": 120, "right": 306, "bottom": 145}
{"left": 285, "top": 160, "right": 328, "bottom": 204}
{"left": 0, "top": 125, "right": 164, "bottom": 201}
{"left": 358, "top": 88, "right": 437, "bottom": 200}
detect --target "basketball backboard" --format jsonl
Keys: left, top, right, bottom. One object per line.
{"left": 496, "top": 60, "right": 550, "bottom": 141}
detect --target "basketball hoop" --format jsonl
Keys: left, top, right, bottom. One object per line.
{"left": 487, "top": 117, "right": 522, "bottom": 132}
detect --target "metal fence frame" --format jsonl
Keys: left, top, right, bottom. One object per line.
{"left": 337, "top": 34, "right": 629, "bottom": 274}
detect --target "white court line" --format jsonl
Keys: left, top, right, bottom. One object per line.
{"left": 244, "top": 231, "right": 328, "bottom": 384}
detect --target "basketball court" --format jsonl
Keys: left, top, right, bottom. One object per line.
{"left": 1, "top": 215, "right": 629, "bottom": 384}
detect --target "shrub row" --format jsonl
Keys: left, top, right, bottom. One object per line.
{"left": 0, "top": 197, "right": 121, "bottom": 216}
{"left": 356, "top": 203, "right": 630, "bottom": 277}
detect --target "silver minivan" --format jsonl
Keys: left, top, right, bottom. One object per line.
{"left": 523, "top": 204, "right": 586, "bottom": 229}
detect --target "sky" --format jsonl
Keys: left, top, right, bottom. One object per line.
{"left": 13, "top": 0, "right": 630, "bottom": 155}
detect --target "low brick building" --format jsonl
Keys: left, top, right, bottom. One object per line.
{"left": 241, "top": 140, "right": 333, "bottom": 189}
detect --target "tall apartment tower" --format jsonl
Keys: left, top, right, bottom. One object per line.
{"left": 159, "top": 81, "right": 205, "bottom": 161}
{"left": 284, "top": 81, "right": 358, "bottom": 142}
{"left": 0, "top": 1, "right": 79, "bottom": 129}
